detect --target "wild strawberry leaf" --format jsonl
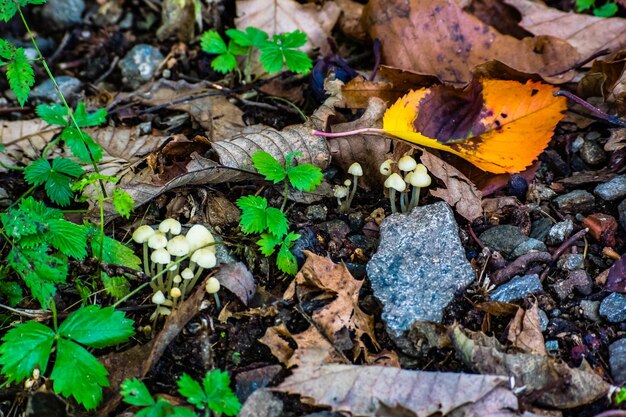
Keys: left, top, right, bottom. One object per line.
{"left": 0, "top": 321, "right": 55, "bottom": 383}
{"left": 277, "top": 232, "right": 300, "bottom": 275}
{"left": 61, "top": 127, "right": 103, "bottom": 163}
{"left": 7, "top": 48, "right": 34, "bottom": 107}
{"left": 252, "top": 151, "right": 286, "bottom": 183}
{"left": 113, "top": 188, "right": 134, "bottom": 219}
{"left": 0, "top": 38, "right": 16, "bottom": 60}
{"left": 199, "top": 370, "right": 241, "bottom": 416}
{"left": 265, "top": 207, "right": 288, "bottom": 237}
{"left": 73, "top": 102, "right": 107, "bottom": 127}
{"left": 226, "top": 27, "right": 268, "bottom": 47}
{"left": 257, "top": 232, "right": 283, "bottom": 256}
{"left": 46, "top": 218, "right": 88, "bottom": 259}
{"left": 121, "top": 378, "right": 155, "bottom": 406}
{"left": 0, "top": 0, "right": 18, "bottom": 24}
{"left": 286, "top": 164, "right": 323, "bottom": 192}
{"left": 236, "top": 195, "right": 268, "bottom": 234}
{"left": 24, "top": 157, "right": 84, "bottom": 206}
{"left": 177, "top": 373, "right": 207, "bottom": 407}
{"left": 200, "top": 31, "right": 228, "bottom": 54}
{"left": 36, "top": 103, "right": 69, "bottom": 126}
{"left": 383, "top": 78, "right": 567, "bottom": 173}
{"left": 58, "top": 305, "right": 135, "bottom": 348}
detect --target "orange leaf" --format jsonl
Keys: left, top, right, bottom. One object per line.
{"left": 382, "top": 79, "right": 567, "bottom": 173}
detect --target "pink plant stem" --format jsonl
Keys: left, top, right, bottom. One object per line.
{"left": 311, "top": 128, "right": 385, "bottom": 138}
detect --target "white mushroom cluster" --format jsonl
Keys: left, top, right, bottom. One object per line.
{"left": 132, "top": 219, "right": 219, "bottom": 321}
{"left": 334, "top": 162, "right": 363, "bottom": 213}
{"left": 381, "top": 155, "right": 432, "bottom": 214}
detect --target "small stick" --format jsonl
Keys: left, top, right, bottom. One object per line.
{"left": 551, "top": 228, "right": 589, "bottom": 261}
{"left": 555, "top": 90, "right": 626, "bottom": 128}
{"left": 312, "top": 128, "right": 385, "bottom": 137}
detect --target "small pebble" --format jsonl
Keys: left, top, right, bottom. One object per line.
{"left": 538, "top": 309, "right": 549, "bottom": 332}
{"left": 618, "top": 199, "right": 626, "bottom": 231}
{"left": 609, "top": 339, "right": 626, "bottom": 385}
{"left": 489, "top": 274, "right": 543, "bottom": 303}
{"left": 580, "top": 300, "right": 601, "bottom": 322}
{"left": 553, "top": 190, "right": 595, "bottom": 214}
{"left": 579, "top": 140, "right": 606, "bottom": 166}
{"left": 119, "top": 44, "right": 164, "bottom": 89}
{"left": 594, "top": 175, "right": 626, "bottom": 202}
{"left": 600, "top": 293, "right": 626, "bottom": 323}
{"left": 42, "top": 0, "right": 84, "bottom": 28}
{"left": 545, "top": 339, "right": 559, "bottom": 353}
{"left": 586, "top": 131, "right": 602, "bottom": 141}
{"left": 31, "top": 76, "right": 82, "bottom": 103}
{"left": 530, "top": 218, "right": 553, "bottom": 241}
{"left": 571, "top": 136, "right": 585, "bottom": 153}
{"left": 347, "top": 212, "right": 364, "bottom": 232}
{"left": 510, "top": 238, "right": 547, "bottom": 258}
{"left": 557, "top": 253, "right": 585, "bottom": 271}
{"left": 479, "top": 225, "right": 526, "bottom": 258}
{"left": 552, "top": 270, "right": 592, "bottom": 300}
{"left": 305, "top": 205, "right": 327, "bottom": 222}
{"left": 318, "top": 219, "right": 350, "bottom": 242}
{"left": 545, "top": 219, "right": 573, "bottom": 246}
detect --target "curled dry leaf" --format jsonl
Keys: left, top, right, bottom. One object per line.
{"left": 212, "top": 262, "right": 256, "bottom": 306}
{"left": 579, "top": 52, "right": 626, "bottom": 117}
{"left": 362, "top": 0, "right": 579, "bottom": 85}
{"left": 606, "top": 129, "right": 626, "bottom": 152}
{"left": 506, "top": 303, "right": 546, "bottom": 355}
{"left": 420, "top": 151, "right": 483, "bottom": 222}
{"left": 605, "top": 253, "right": 626, "bottom": 293}
{"left": 504, "top": 0, "right": 626, "bottom": 65}
{"left": 235, "top": 0, "right": 341, "bottom": 55}
{"left": 452, "top": 325, "right": 611, "bottom": 409}
{"left": 0, "top": 119, "right": 60, "bottom": 168}
{"left": 275, "top": 362, "right": 514, "bottom": 417}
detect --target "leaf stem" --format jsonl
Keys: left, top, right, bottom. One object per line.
{"left": 280, "top": 180, "right": 288, "bottom": 212}
{"left": 311, "top": 128, "right": 385, "bottom": 138}
{"left": 554, "top": 90, "right": 626, "bottom": 127}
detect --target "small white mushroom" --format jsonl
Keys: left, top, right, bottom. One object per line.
{"left": 186, "top": 224, "right": 215, "bottom": 253}
{"left": 159, "top": 218, "right": 181, "bottom": 236}
{"left": 384, "top": 173, "right": 406, "bottom": 214}
{"left": 408, "top": 164, "right": 432, "bottom": 211}
{"left": 346, "top": 162, "right": 363, "bottom": 210}
{"left": 379, "top": 159, "right": 393, "bottom": 176}
{"left": 132, "top": 225, "right": 155, "bottom": 276}
{"left": 398, "top": 155, "right": 417, "bottom": 172}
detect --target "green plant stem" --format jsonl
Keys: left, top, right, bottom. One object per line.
{"left": 50, "top": 299, "right": 58, "bottom": 331}
{"left": 0, "top": 160, "right": 24, "bottom": 171}
{"left": 244, "top": 46, "right": 253, "bottom": 84}
{"left": 267, "top": 96, "right": 307, "bottom": 122}
{"left": 280, "top": 181, "right": 288, "bottom": 212}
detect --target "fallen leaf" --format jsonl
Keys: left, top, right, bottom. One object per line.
{"left": 275, "top": 362, "right": 515, "bottom": 417}
{"left": 334, "top": 0, "right": 368, "bottom": 42}
{"left": 452, "top": 325, "right": 610, "bottom": 409}
{"left": 235, "top": 0, "right": 341, "bottom": 55}
{"left": 606, "top": 129, "right": 626, "bottom": 152}
{"left": 362, "top": 0, "right": 579, "bottom": 85}
{"left": 506, "top": 303, "right": 546, "bottom": 355}
{"left": 579, "top": 51, "right": 626, "bottom": 117}
{"left": 605, "top": 253, "right": 626, "bottom": 293}
{"left": 504, "top": 0, "right": 626, "bottom": 64}
{"left": 340, "top": 76, "right": 399, "bottom": 109}
{"left": 420, "top": 151, "right": 483, "bottom": 222}
{"left": 156, "top": 0, "right": 196, "bottom": 41}
{"left": 213, "top": 262, "right": 256, "bottom": 306}
{"left": 383, "top": 78, "right": 567, "bottom": 173}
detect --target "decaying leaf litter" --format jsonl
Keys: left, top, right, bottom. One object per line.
{"left": 1, "top": 0, "right": 626, "bottom": 416}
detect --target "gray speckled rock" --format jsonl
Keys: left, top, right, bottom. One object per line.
{"left": 620, "top": 199, "right": 626, "bottom": 231}
{"left": 31, "top": 76, "right": 82, "bottom": 103}
{"left": 553, "top": 190, "right": 595, "bottom": 213}
{"left": 479, "top": 225, "right": 526, "bottom": 257}
{"left": 595, "top": 175, "right": 626, "bottom": 202}
{"left": 42, "top": 0, "right": 84, "bottom": 28}
{"left": 366, "top": 202, "right": 474, "bottom": 338}
{"left": 510, "top": 238, "right": 547, "bottom": 258}
{"left": 546, "top": 219, "right": 573, "bottom": 246}
{"left": 579, "top": 140, "right": 606, "bottom": 166}
{"left": 580, "top": 300, "right": 601, "bottom": 322}
{"left": 119, "top": 45, "right": 164, "bottom": 89}
{"left": 600, "top": 293, "right": 626, "bottom": 323}
{"left": 489, "top": 274, "right": 543, "bottom": 303}
{"left": 557, "top": 253, "right": 585, "bottom": 271}
{"left": 610, "top": 339, "right": 626, "bottom": 384}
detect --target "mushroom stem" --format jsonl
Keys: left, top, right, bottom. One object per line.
{"left": 410, "top": 186, "right": 421, "bottom": 211}
{"left": 389, "top": 189, "right": 398, "bottom": 213}
{"left": 346, "top": 176, "right": 358, "bottom": 208}
{"left": 400, "top": 190, "right": 407, "bottom": 213}
{"left": 142, "top": 243, "right": 151, "bottom": 276}
{"left": 155, "top": 264, "right": 164, "bottom": 291}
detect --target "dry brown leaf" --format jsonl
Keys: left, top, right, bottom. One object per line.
{"left": 504, "top": 0, "right": 626, "bottom": 64}
{"left": 156, "top": 0, "right": 196, "bottom": 41}
{"left": 327, "top": 97, "right": 391, "bottom": 190}
{"left": 286, "top": 252, "right": 378, "bottom": 359}
{"left": 578, "top": 51, "right": 626, "bottom": 116}
{"left": 506, "top": 303, "right": 546, "bottom": 355}
{"left": 340, "top": 76, "right": 401, "bottom": 109}
{"left": 275, "top": 363, "right": 513, "bottom": 417}
{"left": 235, "top": 0, "right": 340, "bottom": 55}
{"left": 606, "top": 128, "right": 626, "bottom": 151}
{"left": 213, "top": 262, "right": 256, "bottom": 306}
{"left": 334, "top": 0, "right": 368, "bottom": 42}
{"left": 0, "top": 119, "right": 60, "bottom": 169}
{"left": 420, "top": 151, "right": 483, "bottom": 222}
{"left": 362, "top": 0, "right": 578, "bottom": 85}
{"left": 452, "top": 325, "right": 611, "bottom": 409}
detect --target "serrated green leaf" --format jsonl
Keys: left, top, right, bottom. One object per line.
{"left": 0, "top": 38, "right": 16, "bottom": 60}
{"left": 0, "top": 279, "right": 23, "bottom": 306}
{"left": 7, "top": 48, "right": 34, "bottom": 107}
{"left": 277, "top": 244, "right": 298, "bottom": 275}
{"left": 1, "top": 197, "right": 61, "bottom": 239}
{"left": 101, "top": 273, "right": 130, "bottom": 298}
{"left": 278, "top": 30, "right": 308, "bottom": 49}
{"left": 200, "top": 31, "right": 228, "bottom": 54}
{"left": 0, "top": 0, "right": 18, "bottom": 22}
{"left": 0, "top": 321, "right": 55, "bottom": 383}
{"left": 252, "top": 151, "right": 286, "bottom": 183}
{"left": 228, "top": 40, "right": 247, "bottom": 55}
{"left": 211, "top": 53, "right": 237, "bottom": 73}
{"left": 169, "top": 406, "right": 197, "bottom": 417}
{"left": 47, "top": 218, "right": 88, "bottom": 258}
{"left": 202, "top": 370, "right": 241, "bottom": 416}
{"left": 265, "top": 207, "right": 288, "bottom": 237}
{"left": 36, "top": 103, "right": 69, "bottom": 126}
{"left": 113, "top": 188, "right": 134, "bottom": 219}
{"left": 593, "top": 1, "right": 618, "bottom": 16}
{"left": 53, "top": 157, "right": 84, "bottom": 177}
{"left": 236, "top": 195, "right": 268, "bottom": 234}
{"left": 575, "top": 0, "right": 595, "bottom": 11}
{"left": 283, "top": 49, "right": 312, "bottom": 74}
{"left": 287, "top": 163, "right": 323, "bottom": 192}
{"left": 89, "top": 230, "right": 141, "bottom": 270}
{"left": 177, "top": 373, "right": 207, "bottom": 407}
{"left": 73, "top": 102, "right": 107, "bottom": 127}
{"left": 23, "top": 0, "right": 48, "bottom": 4}
{"left": 8, "top": 245, "right": 67, "bottom": 307}
{"left": 257, "top": 232, "right": 282, "bottom": 256}
{"left": 259, "top": 43, "right": 284, "bottom": 74}
{"left": 23, "top": 158, "right": 52, "bottom": 186}
{"left": 58, "top": 305, "right": 134, "bottom": 348}
{"left": 121, "top": 378, "right": 155, "bottom": 406}
{"left": 226, "top": 27, "right": 268, "bottom": 47}
{"left": 61, "top": 127, "right": 103, "bottom": 162}
{"left": 51, "top": 338, "right": 109, "bottom": 410}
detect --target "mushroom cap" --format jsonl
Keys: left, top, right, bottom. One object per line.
{"left": 151, "top": 248, "right": 171, "bottom": 265}
{"left": 205, "top": 277, "right": 221, "bottom": 294}
{"left": 379, "top": 159, "right": 393, "bottom": 176}
{"left": 398, "top": 155, "right": 417, "bottom": 172}
{"left": 152, "top": 290, "right": 166, "bottom": 305}
{"left": 344, "top": 179, "right": 352, "bottom": 187}
{"left": 170, "top": 287, "right": 182, "bottom": 299}
{"left": 181, "top": 268, "right": 194, "bottom": 280}
{"left": 191, "top": 248, "right": 217, "bottom": 269}
{"left": 333, "top": 185, "right": 349, "bottom": 199}
{"left": 186, "top": 224, "right": 215, "bottom": 252}
{"left": 132, "top": 225, "right": 155, "bottom": 244}
{"left": 410, "top": 170, "right": 432, "bottom": 188}
{"left": 384, "top": 173, "right": 406, "bottom": 192}
{"left": 148, "top": 232, "right": 168, "bottom": 250}
{"left": 173, "top": 275, "right": 182, "bottom": 284}
{"left": 168, "top": 263, "right": 178, "bottom": 271}
{"left": 414, "top": 163, "right": 428, "bottom": 174}
{"left": 166, "top": 235, "right": 191, "bottom": 257}
{"left": 159, "top": 218, "right": 182, "bottom": 235}
{"left": 348, "top": 162, "right": 363, "bottom": 177}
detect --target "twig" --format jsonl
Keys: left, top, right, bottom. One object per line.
{"left": 0, "top": 303, "right": 47, "bottom": 319}
{"left": 492, "top": 251, "right": 552, "bottom": 285}
{"left": 555, "top": 90, "right": 626, "bottom": 127}
{"left": 551, "top": 228, "right": 589, "bottom": 261}
{"left": 93, "top": 56, "right": 119, "bottom": 84}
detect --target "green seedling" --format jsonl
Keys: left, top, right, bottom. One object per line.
{"left": 575, "top": 0, "right": 619, "bottom": 16}
{"left": 237, "top": 150, "right": 322, "bottom": 275}
{"left": 121, "top": 370, "right": 241, "bottom": 417}
{"left": 200, "top": 27, "right": 312, "bottom": 83}
{"left": 0, "top": 305, "right": 135, "bottom": 410}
